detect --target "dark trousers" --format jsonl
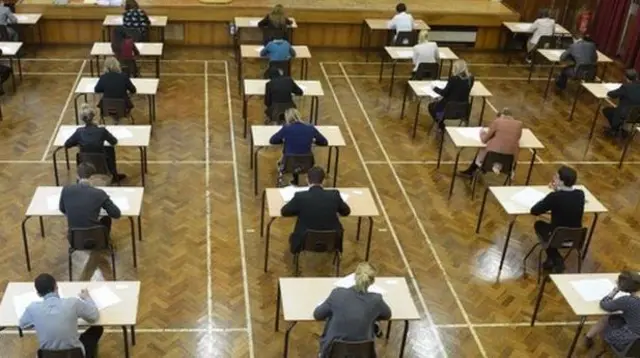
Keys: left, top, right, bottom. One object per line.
{"left": 100, "top": 217, "right": 112, "bottom": 235}
{"left": 80, "top": 326, "right": 104, "bottom": 358}
{"left": 428, "top": 101, "right": 445, "bottom": 129}
{"left": 104, "top": 147, "right": 119, "bottom": 178}
{"left": 603, "top": 106, "right": 623, "bottom": 130}
{"left": 534, "top": 220, "right": 562, "bottom": 262}
{"left": 555, "top": 65, "right": 575, "bottom": 89}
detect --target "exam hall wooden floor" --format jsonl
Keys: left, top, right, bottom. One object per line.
{"left": 0, "top": 45, "right": 638, "bottom": 358}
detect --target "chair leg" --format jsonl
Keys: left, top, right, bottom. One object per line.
{"left": 577, "top": 251, "right": 582, "bottom": 273}
{"left": 335, "top": 253, "right": 341, "bottom": 277}
{"left": 110, "top": 247, "right": 117, "bottom": 280}
{"left": 471, "top": 172, "right": 478, "bottom": 199}
{"left": 537, "top": 249, "right": 544, "bottom": 285}
{"left": 293, "top": 254, "right": 300, "bottom": 277}
{"left": 68, "top": 250, "right": 73, "bottom": 281}
{"left": 522, "top": 243, "right": 540, "bottom": 276}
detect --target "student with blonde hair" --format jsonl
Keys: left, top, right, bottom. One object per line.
{"left": 428, "top": 59, "right": 474, "bottom": 130}
{"left": 258, "top": 4, "right": 293, "bottom": 45}
{"left": 412, "top": 29, "right": 440, "bottom": 79}
{"left": 313, "top": 262, "right": 392, "bottom": 357}
{"left": 95, "top": 57, "right": 137, "bottom": 117}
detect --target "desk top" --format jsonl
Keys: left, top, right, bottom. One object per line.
{"left": 502, "top": 22, "right": 570, "bottom": 35}
{"left": 90, "top": 42, "right": 164, "bottom": 57}
{"left": 582, "top": 82, "right": 623, "bottom": 99}
{"left": 26, "top": 186, "right": 144, "bottom": 217}
{"left": 384, "top": 46, "right": 458, "bottom": 60}
{"left": 446, "top": 127, "right": 544, "bottom": 149}
{"left": 489, "top": 185, "right": 608, "bottom": 215}
{"left": 103, "top": 15, "right": 168, "bottom": 27}
{"left": 53, "top": 125, "right": 151, "bottom": 147}
{"left": 244, "top": 79, "right": 323, "bottom": 97}
{"left": 75, "top": 77, "right": 159, "bottom": 95}
{"left": 15, "top": 13, "right": 42, "bottom": 25}
{"left": 0, "top": 281, "right": 140, "bottom": 327}
{"left": 251, "top": 125, "right": 346, "bottom": 147}
{"left": 409, "top": 80, "right": 492, "bottom": 98}
{"left": 240, "top": 45, "right": 310, "bottom": 59}
{"left": 550, "top": 273, "right": 625, "bottom": 316}
{"left": 537, "top": 49, "right": 613, "bottom": 63}
{"left": 280, "top": 277, "right": 420, "bottom": 321}
{"left": 234, "top": 16, "right": 298, "bottom": 28}
{"left": 365, "top": 18, "right": 429, "bottom": 31}
{"left": 0, "top": 42, "right": 23, "bottom": 56}
{"left": 265, "top": 187, "right": 379, "bottom": 218}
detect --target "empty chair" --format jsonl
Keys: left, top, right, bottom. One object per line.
{"left": 470, "top": 152, "right": 515, "bottom": 198}
{"left": 327, "top": 340, "right": 376, "bottom": 358}
{"left": 522, "top": 226, "right": 587, "bottom": 282}
{"left": 422, "top": 100, "right": 470, "bottom": 138}
{"left": 68, "top": 226, "right": 117, "bottom": 281}
{"left": 38, "top": 348, "right": 84, "bottom": 358}
{"left": 294, "top": 229, "right": 342, "bottom": 276}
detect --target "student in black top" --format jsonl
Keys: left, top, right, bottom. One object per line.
{"left": 428, "top": 59, "right": 474, "bottom": 130}
{"left": 603, "top": 69, "right": 640, "bottom": 136}
{"left": 64, "top": 104, "right": 126, "bottom": 183}
{"left": 264, "top": 67, "right": 303, "bottom": 124}
{"left": 257, "top": 4, "right": 292, "bottom": 45}
{"left": 95, "top": 57, "right": 137, "bottom": 116}
{"left": 530, "top": 165, "right": 585, "bottom": 273}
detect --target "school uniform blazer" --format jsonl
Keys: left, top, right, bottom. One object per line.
{"left": 477, "top": 117, "right": 523, "bottom": 163}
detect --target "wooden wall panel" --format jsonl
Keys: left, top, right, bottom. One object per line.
{"left": 475, "top": 27, "right": 502, "bottom": 49}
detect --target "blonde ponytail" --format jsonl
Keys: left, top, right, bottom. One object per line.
{"left": 354, "top": 262, "right": 377, "bottom": 293}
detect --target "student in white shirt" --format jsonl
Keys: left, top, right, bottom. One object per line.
{"left": 387, "top": 3, "right": 413, "bottom": 45}
{"left": 526, "top": 9, "right": 556, "bottom": 62}
{"left": 412, "top": 29, "right": 440, "bottom": 78}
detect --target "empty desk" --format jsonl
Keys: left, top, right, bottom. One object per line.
{"left": 360, "top": 19, "right": 429, "bottom": 62}
{"left": 102, "top": 15, "right": 168, "bottom": 42}
{"left": 89, "top": 42, "right": 164, "bottom": 77}
{"left": 14, "top": 13, "right": 42, "bottom": 45}
{"left": 238, "top": 44, "right": 311, "bottom": 92}
{"left": 0, "top": 42, "right": 23, "bottom": 92}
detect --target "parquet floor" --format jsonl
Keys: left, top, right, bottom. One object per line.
{"left": 0, "top": 44, "right": 638, "bottom": 358}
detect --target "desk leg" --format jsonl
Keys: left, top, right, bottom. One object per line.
{"left": 498, "top": 218, "right": 517, "bottom": 272}
{"left": 237, "top": 58, "right": 243, "bottom": 95}
{"left": 122, "top": 326, "right": 130, "bottom": 358}
{"left": 264, "top": 218, "right": 275, "bottom": 272}
{"left": 388, "top": 61, "right": 397, "bottom": 97}
{"left": 566, "top": 316, "right": 586, "bottom": 358}
{"left": 242, "top": 96, "right": 248, "bottom": 138}
{"left": 600, "top": 64, "right": 608, "bottom": 82}
{"left": 447, "top": 150, "right": 462, "bottom": 199}
{"left": 411, "top": 100, "right": 422, "bottom": 138}
{"left": 527, "top": 53, "right": 535, "bottom": 83}
{"left": 18, "top": 327, "right": 23, "bottom": 337}
{"left": 73, "top": 94, "right": 82, "bottom": 125}
{"left": 619, "top": 128, "right": 637, "bottom": 169}
{"left": 52, "top": 147, "right": 64, "bottom": 185}
{"left": 568, "top": 85, "right": 582, "bottom": 121}
{"left": 313, "top": 97, "right": 319, "bottom": 125}
{"left": 275, "top": 284, "right": 281, "bottom": 331}
{"left": 399, "top": 320, "right": 409, "bottom": 358}
{"left": 543, "top": 63, "right": 556, "bottom": 100}
{"left": 475, "top": 188, "right": 490, "bottom": 233}
{"left": 359, "top": 21, "right": 365, "bottom": 48}
{"left": 39, "top": 217, "right": 44, "bottom": 237}
{"left": 326, "top": 147, "right": 332, "bottom": 175}
{"left": 386, "top": 321, "right": 392, "bottom": 339}
{"left": 155, "top": 57, "right": 160, "bottom": 78}
{"left": 17, "top": 55, "right": 22, "bottom": 82}
{"left": 478, "top": 98, "right": 487, "bottom": 126}
{"left": 582, "top": 213, "right": 599, "bottom": 261}
{"left": 131, "top": 326, "right": 136, "bottom": 346}
{"left": 64, "top": 147, "right": 70, "bottom": 170}
{"left": 436, "top": 128, "right": 446, "bottom": 169}
{"left": 400, "top": 82, "right": 410, "bottom": 120}
{"left": 365, "top": 27, "right": 372, "bottom": 62}
{"left": 365, "top": 217, "right": 374, "bottom": 261}
{"left": 283, "top": 322, "right": 297, "bottom": 358}
{"left": 332, "top": 148, "right": 340, "bottom": 187}
{"left": 525, "top": 149, "right": 536, "bottom": 185}
{"left": 356, "top": 217, "right": 362, "bottom": 241}
{"left": 138, "top": 147, "right": 145, "bottom": 187}
{"left": 21, "top": 216, "right": 33, "bottom": 271}
{"left": 254, "top": 148, "right": 263, "bottom": 196}
{"left": 260, "top": 190, "right": 266, "bottom": 237}
{"left": 530, "top": 274, "right": 549, "bottom": 326}
{"left": 9, "top": 57, "right": 15, "bottom": 92}
{"left": 448, "top": 60, "right": 453, "bottom": 78}
{"left": 129, "top": 217, "right": 137, "bottom": 268}
{"left": 589, "top": 100, "right": 603, "bottom": 139}
{"left": 90, "top": 57, "right": 94, "bottom": 77}
{"left": 137, "top": 216, "right": 143, "bottom": 242}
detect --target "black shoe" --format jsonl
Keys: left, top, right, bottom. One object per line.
{"left": 542, "top": 258, "right": 555, "bottom": 270}
{"left": 457, "top": 170, "right": 474, "bottom": 179}
{"left": 552, "top": 261, "right": 566, "bottom": 274}
{"left": 112, "top": 173, "right": 127, "bottom": 183}
{"left": 374, "top": 323, "right": 383, "bottom": 338}
{"left": 584, "top": 335, "right": 594, "bottom": 349}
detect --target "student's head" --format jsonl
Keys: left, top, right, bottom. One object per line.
{"left": 77, "top": 162, "right": 97, "bottom": 180}
{"left": 80, "top": 103, "right": 96, "bottom": 126}
{"left": 354, "top": 262, "right": 377, "bottom": 293}
{"left": 418, "top": 30, "right": 429, "bottom": 44}
{"left": 625, "top": 69, "right": 638, "bottom": 83}
{"left": 125, "top": 0, "right": 139, "bottom": 10}
{"left": 554, "top": 165, "right": 577, "bottom": 187}
{"left": 452, "top": 60, "right": 470, "bottom": 78}
{"left": 34, "top": 273, "right": 57, "bottom": 297}
{"left": 269, "top": 4, "right": 287, "bottom": 27}
{"left": 582, "top": 34, "right": 593, "bottom": 42}
{"left": 618, "top": 271, "right": 640, "bottom": 293}
{"left": 284, "top": 108, "right": 301, "bottom": 124}
{"left": 395, "top": 3, "right": 407, "bottom": 13}
{"left": 307, "top": 166, "right": 325, "bottom": 186}
{"left": 538, "top": 8, "right": 550, "bottom": 18}
{"left": 497, "top": 107, "right": 513, "bottom": 119}
{"left": 103, "top": 56, "right": 122, "bottom": 74}
{"left": 112, "top": 26, "right": 127, "bottom": 43}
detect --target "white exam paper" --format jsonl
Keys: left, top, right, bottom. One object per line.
{"left": 109, "top": 127, "right": 134, "bottom": 139}
{"left": 516, "top": 23, "right": 532, "bottom": 31}
{"left": 111, "top": 196, "right": 130, "bottom": 211}
{"left": 249, "top": 20, "right": 259, "bottom": 26}
{"left": 13, "top": 291, "right": 41, "bottom": 318}
{"left": 297, "top": 84, "right": 306, "bottom": 92}
{"left": 340, "top": 193, "right": 349, "bottom": 202}
{"left": 255, "top": 46, "right": 264, "bottom": 52}
{"left": 47, "top": 195, "right": 60, "bottom": 211}
{"left": 570, "top": 278, "right": 618, "bottom": 302}
{"left": 510, "top": 187, "right": 546, "bottom": 208}
{"left": 456, "top": 127, "right": 482, "bottom": 140}
{"left": 89, "top": 286, "right": 122, "bottom": 310}
{"left": 334, "top": 273, "right": 385, "bottom": 294}
{"left": 420, "top": 86, "right": 441, "bottom": 99}
{"left": 604, "top": 83, "right": 622, "bottom": 92}
{"left": 60, "top": 127, "right": 76, "bottom": 140}
{"left": 279, "top": 186, "right": 309, "bottom": 202}
{"left": 397, "top": 50, "right": 413, "bottom": 58}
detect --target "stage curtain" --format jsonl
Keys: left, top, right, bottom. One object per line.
{"left": 623, "top": 12, "right": 640, "bottom": 71}
{"left": 591, "top": 0, "right": 631, "bottom": 57}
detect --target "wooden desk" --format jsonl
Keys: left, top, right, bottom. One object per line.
{"left": 233, "top": 17, "right": 298, "bottom": 66}
{"left": 400, "top": 80, "right": 493, "bottom": 135}
{"left": 0, "top": 42, "right": 23, "bottom": 92}
{"left": 260, "top": 187, "right": 379, "bottom": 271}
{"left": 73, "top": 77, "right": 159, "bottom": 124}
{"left": 502, "top": 22, "right": 572, "bottom": 65}
{"left": 51, "top": 125, "right": 151, "bottom": 186}
{"left": 102, "top": 15, "right": 168, "bottom": 42}
{"left": 0, "top": 281, "right": 140, "bottom": 358}
{"left": 89, "top": 42, "right": 164, "bottom": 77}
{"left": 237, "top": 44, "right": 311, "bottom": 93}
{"left": 573, "top": 82, "right": 621, "bottom": 138}
{"left": 242, "top": 79, "right": 324, "bottom": 137}
{"left": 440, "top": 127, "right": 544, "bottom": 198}
{"left": 250, "top": 125, "right": 346, "bottom": 195}
{"left": 276, "top": 277, "right": 420, "bottom": 357}
{"left": 360, "top": 19, "right": 430, "bottom": 62}
{"left": 475, "top": 185, "right": 607, "bottom": 275}
{"left": 21, "top": 186, "right": 145, "bottom": 271}
{"left": 15, "top": 13, "right": 42, "bottom": 45}
{"left": 379, "top": 46, "right": 459, "bottom": 96}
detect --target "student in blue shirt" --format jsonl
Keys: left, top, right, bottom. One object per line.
{"left": 270, "top": 108, "right": 328, "bottom": 186}
{"left": 260, "top": 32, "right": 296, "bottom": 70}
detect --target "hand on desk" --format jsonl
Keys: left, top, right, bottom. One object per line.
{"left": 79, "top": 289, "right": 91, "bottom": 301}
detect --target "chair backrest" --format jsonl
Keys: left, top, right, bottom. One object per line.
{"left": 547, "top": 227, "right": 588, "bottom": 250}
{"left": 394, "top": 31, "right": 416, "bottom": 46}
{"left": 625, "top": 106, "right": 640, "bottom": 125}
{"left": 480, "top": 152, "right": 515, "bottom": 175}
{"left": 101, "top": 97, "right": 128, "bottom": 120}
{"left": 413, "top": 62, "right": 439, "bottom": 80}
{"left": 265, "top": 60, "right": 290, "bottom": 78}
{"left": 327, "top": 339, "right": 376, "bottom": 358}
{"left": 282, "top": 153, "right": 315, "bottom": 175}
{"left": 441, "top": 101, "right": 470, "bottom": 122}
{"left": 38, "top": 348, "right": 84, "bottom": 358}
{"left": 537, "top": 35, "right": 557, "bottom": 50}
{"left": 574, "top": 64, "right": 597, "bottom": 81}
{"left": 302, "top": 230, "right": 342, "bottom": 253}
{"left": 0, "top": 25, "right": 9, "bottom": 42}
{"left": 620, "top": 337, "right": 640, "bottom": 357}
{"left": 69, "top": 225, "right": 110, "bottom": 250}
{"left": 76, "top": 152, "right": 110, "bottom": 176}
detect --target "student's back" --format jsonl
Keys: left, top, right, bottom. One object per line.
{"left": 265, "top": 76, "right": 302, "bottom": 106}
{"left": 261, "top": 39, "right": 294, "bottom": 62}
{"left": 65, "top": 126, "right": 117, "bottom": 153}
{"left": 269, "top": 122, "right": 327, "bottom": 155}
{"left": 564, "top": 40, "right": 597, "bottom": 65}
{"left": 60, "top": 183, "right": 121, "bottom": 229}
{"left": 530, "top": 189, "right": 585, "bottom": 228}
{"left": 530, "top": 17, "right": 555, "bottom": 44}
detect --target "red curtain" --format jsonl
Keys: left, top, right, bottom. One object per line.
{"left": 626, "top": 13, "right": 640, "bottom": 71}
{"left": 591, "top": 0, "right": 631, "bottom": 57}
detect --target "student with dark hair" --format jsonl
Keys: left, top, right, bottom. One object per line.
{"left": 530, "top": 166, "right": 585, "bottom": 273}
{"left": 123, "top": 0, "right": 150, "bottom": 41}
{"left": 257, "top": 4, "right": 293, "bottom": 45}
{"left": 603, "top": 69, "right": 640, "bottom": 136}
{"left": 264, "top": 67, "right": 303, "bottom": 124}
{"left": 281, "top": 166, "right": 351, "bottom": 254}
{"left": 555, "top": 34, "right": 597, "bottom": 90}
{"left": 19, "top": 273, "right": 104, "bottom": 358}
{"left": 585, "top": 271, "right": 640, "bottom": 350}
{"left": 387, "top": 3, "right": 414, "bottom": 45}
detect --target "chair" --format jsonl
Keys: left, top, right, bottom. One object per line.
{"left": 266, "top": 102, "right": 293, "bottom": 125}
{"left": 428, "top": 101, "right": 470, "bottom": 135}
{"left": 264, "top": 60, "right": 291, "bottom": 79}
{"left": 522, "top": 226, "right": 588, "bottom": 283}
{"left": 293, "top": 230, "right": 342, "bottom": 277}
{"left": 597, "top": 337, "right": 640, "bottom": 357}
{"left": 412, "top": 62, "right": 439, "bottom": 80}
{"left": 574, "top": 63, "right": 597, "bottom": 82}
{"left": 327, "top": 339, "right": 376, "bottom": 358}
{"left": 536, "top": 35, "right": 558, "bottom": 50}
{"left": 100, "top": 98, "right": 134, "bottom": 124}
{"left": 470, "top": 152, "right": 515, "bottom": 199}
{"left": 393, "top": 31, "right": 416, "bottom": 46}
{"left": 280, "top": 153, "right": 315, "bottom": 186}
{"left": 0, "top": 25, "right": 9, "bottom": 42}
{"left": 618, "top": 106, "right": 640, "bottom": 167}
{"left": 76, "top": 151, "right": 119, "bottom": 185}
{"left": 68, "top": 226, "right": 116, "bottom": 281}
{"left": 37, "top": 348, "right": 84, "bottom": 358}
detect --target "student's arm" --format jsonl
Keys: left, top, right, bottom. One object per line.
{"left": 433, "top": 78, "right": 453, "bottom": 97}
{"left": 313, "top": 290, "right": 335, "bottom": 320}
{"left": 289, "top": 44, "right": 296, "bottom": 58}
{"left": 600, "top": 293, "right": 631, "bottom": 313}
{"left": 480, "top": 120, "right": 497, "bottom": 143}
{"left": 377, "top": 296, "right": 392, "bottom": 320}
{"left": 530, "top": 192, "right": 553, "bottom": 215}
{"left": 607, "top": 86, "right": 624, "bottom": 99}
{"left": 433, "top": 45, "right": 440, "bottom": 63}
{"left": 412, "top": 46, "right": 419, "bottom": 66}
{"left": 291, "top": 79, "right": 303, "bottom": 96}
{"left": 260, "top": 43, "right": 270, "bottom": 57}
{"left": 281, "top": 194, "right": 301, "bottom": 216}
{"left": 257, "top": 16, "right": 269, "bottom": 27}
{"left": 387, "top": 15, "right": 398, "bottom": 30}
{"left": 140, "top": 10, "right": 151, "bottom": 26}
{"left": 126, "top": 77, "right": 137, "bottom": 94}
{"left": 64, "top": 130, "right": 80, "bottom": 148}
{"left": 103, "top": 196, "right": 122, "bottom": 219}
{"left": 94, "top": 77, "right": 105, "bottom": 93}
{"left": 285, "top": 18, "right": 293, "bottom": 26}
{"left": 104, "top": 128, "right": 118, "bottom": 146}
{"left": 337, "top": 192, "right": 351, "bottom": 217}
{"left": 269, "top": 126, "right": 285, "bottom": 145}
{"left": 75, "top": 297, "right": 100, "bottom": 323}
{"left": 529, "top": 20, "right": 538, "bottom": 33}
{"left": 560, "top": 45, "right": 574, "bottom": 62}
{"left": 59, "top": 193, "right": 66, "bottom": 214}
{"left": 7, "top": 10, "right": 17, "bottom": 24}
{"left": 19, "top": 306, "right": 34, "bottom": 329}
{"left": 313, "top": 127, "right": 328, "bottom": 146}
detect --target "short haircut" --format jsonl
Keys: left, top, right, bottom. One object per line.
{"left": 497, "top": 107, "right": 512, "bottom": 117}
{"left": 539, "top": 8, "right": 550, "bottom": 18}
{"left": 307, "top": 166, "right": 326, "bottom": 185}
{"left": 618, "top": 271, "right": 640, "bottom": 293}
{"left": 557, "top": 165, "right": 577, "bottom": 187}
{"left": 582, "top": 34, "right": 593, "bottom": 42}
{"left": 34, "top": 273, "right": 56, "bottom": 296}
{"left": 396, "top": 3, "right": 406, "bottom": 12}
{"left": 77, "top": 162, "right": 97, "bottom": 179}
{"left": 625, "top": 69, "right": 638, "bottom": 81}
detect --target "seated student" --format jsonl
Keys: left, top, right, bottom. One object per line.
{"left": 0, "top": 48, "right": 11, "bottom": 95}
{"left": 585, "top": 271, "right": 640, "bottom": 350}
{"left": 387, "top": 3, "right": 413, "bottom": 45}
{"left": 264, "top": 67, "right": 303, "bottom": 124}
{"left": 257, "top": 4, "right": 293, "bottom": 45}
{"left": 555, "top": 34, "right": 597, "bottom": 90}
{"left": 314, "top": 262, "right": 392, "bottom": 358}
{"left": 65, "top": 104, "right": 126, "bottom": 182}
{"left": 260, "top": 32, "right": 296, "bottom": 75}
{"left": 0, "top": 0, "right": 17, "bottom": 41}
{"left": 412, "top": 29, "right": 440, "bottom": 79}
{"left": 602, "top": 69, "right": 640, "bottom": 136}
{"left": 458, "top": 108, "right": 523, "bottom": 177}
{"left": 111, "top": 26, "right": 140, "bottom": 78}
{"left": 95, "top": 57, "right": 137, "bottom": 116}
{"left": 526, "top": 9, "right": 555, "bottom": 62}
{"left": 19, "top": 273, "right": 104, "bottom": 358}
{"left": 428, "top": 59, "right": 474, "bottom": 130}
{"left": 123, "top": 0, "right": 150, "bottom": 41}
{"left": 270, "top": 108, "right": 327, "bottom": 186}
{"left": 530, "top": 165, "right": 585, "bottom": 273}
{"left": 281, "top": 166, "right": 350, "bottom": 253}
